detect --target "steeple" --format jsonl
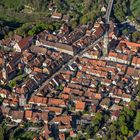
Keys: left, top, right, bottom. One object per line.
{"left": 2, "top": 55, "right": 7, "bottom": 82}
{"left": 103, "top": 32, "right": 109, "bottom": 56}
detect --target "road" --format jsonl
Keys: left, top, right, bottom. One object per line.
{"left": 34, "top": 35, "right": 104, "bottom": 95}
{"left": 105, "top": 0, "right": 114, "bottom": 23}
{"left": 33, "top": 0, "right": 114, "bottom": 95}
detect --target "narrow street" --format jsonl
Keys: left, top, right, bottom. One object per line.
{"left": 33, "top": 0, "right": 115, "bottom": 96}
{"left": 34, "top": 36, "right": 104, "bottom": 95}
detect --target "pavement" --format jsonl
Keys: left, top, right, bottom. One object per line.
{"left": 32, "top": 0, "right": 114, "bottom": 96}
{"left": 34, "top": 35, "right": 104, "bottom": 95}
{"left": 105, "top": 0, "right": 114, "bottom": 23}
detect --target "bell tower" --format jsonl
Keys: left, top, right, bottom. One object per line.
{"left": 2, "top": 55, "right": 8, "bottom": 83}
{"left": 103, "top": 32, "right": 109, "bottom": 56}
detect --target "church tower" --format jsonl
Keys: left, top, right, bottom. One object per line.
{"left": 103, "top": 32, "right": 109, "bottom": 56}
{"left": 2, "top": 56, "right": 8, "bottom": 83}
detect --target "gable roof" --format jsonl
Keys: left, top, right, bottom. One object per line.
{"left": 25, "top": 110, "right": 33, "bottom": 119}
{"left": 18, "top": 36, "right": 32, "bottom": 50}
{"left": 75, "top": 101, "right": 85, "bottom": 111}
{"left": 40, "top": 40, "right": 74, "bottom": 52}
{"left": 48, "top": 98, "right": 66, "bottom": 106}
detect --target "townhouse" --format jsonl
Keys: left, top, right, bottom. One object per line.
{"left": 0, "top": 20, "right": 139, "bottom": 139}
{"left": 131, "top": 56, "right": 140, "bottom": 68}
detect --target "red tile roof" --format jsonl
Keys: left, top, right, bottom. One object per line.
{"left": 108, "top": 51, "right": 117, "bottom": 57}
{"left": 18, "top": 36, "right": 32, "bottom": 50}
{"left": 121, "top": 40, "right": 140, "bottom": 47}
{"left": 63, "top": 87, "right": 71, "bottom": 93}
{"left": 75, "top": 101, "right": 85, "bottom": 111}
{"left": 52, "top": 115, "right": 72, "bottom": 124}
{"left": 48, "top": 98, "right": 66, "bottom": 107}
{"left": 29, "top": 96, "right": 48, "bottom": 105}
{"left": 25, "top": 110, "right": 33, "bottom": 119}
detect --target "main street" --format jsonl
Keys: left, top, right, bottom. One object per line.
{"left": 33, "top": 0, "right": 114, "bottom": 95}
{"left": 105, "top": 0, "right": 114, "bottom": 23}
{"left": 34, "top": 35, "right": 104, "bottom": 95}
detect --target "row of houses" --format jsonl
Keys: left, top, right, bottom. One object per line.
{"left": 0, "top": 18, "right": 139, "bottom": 139}
{"left": 0, "top": 21, "right": 106, "bottom": 139}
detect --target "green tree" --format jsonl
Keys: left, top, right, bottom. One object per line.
{"left": 80, "top": 15, "right": 88, "bottom": 25}
{"left": 123, "top": 136, "right": 128, "bottom": 140}
{"left": 130, "top": 0, "right": 140, "bottom": 21}
{"left": 121, "top": 125, "right": 128, "bottom": 136}
{"left": 131, "top": 31, "right": 140, "bottom": 42}
{"left": 129, "top": 101, "right": 138, "bottom": 110}
{"left": 118, "top": 115, "right": 126, "bottom": 125}
{"left": 109, "top": 123, "right": 117, "bottom": 132}
{"left": 83, "top": 0, "right": 92, "bottom": 13}
{"left": 3, "top": 0, "right": 23, "bottom": 11}
{"left": 70, "top": 19, "right": 78, "bottom": 29}
{"left": 122, "top": 29, "right": 129, "bottom": 36}
{"left": 92, "top": 112, "right": 103, "bottom": 126}
{"left": 9, "top": 80, "right": 16, "bottom": 88}
{"left": 8, "top": 31, "right": 14, "bottom": 38}
{"left": 134, "top": 111, "right": 140, "bottom": 130}
{"left": 113, "top": 1, "right": 126, "bottom": 22}
{"left": 0, "top": 126, "right": 4, "bottom": 140}
{"left": 111, "top": 131, "right": 116, "bottom": 140}
{"left": 66, "top": 136, "right": 72, "bottom": 140}
{"left": 128, "top": 131, "right": 134, "bottom": 137}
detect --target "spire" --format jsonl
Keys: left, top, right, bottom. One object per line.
{"left": 2, "top": 55, "right": 7, "bottom": 82}
{"left": 103, "top": 32, "right": 109, "bottom": 56}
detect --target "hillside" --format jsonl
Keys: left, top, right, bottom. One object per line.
{"left": 0, "top": 0, "right": 140, "bottom": 39}
{"left": 113, "top": 0, "right": 140, "bottom": 23}
{"left": 0, "top": 0, "right": 109, "bottom": 39}
{"left": 130, "top": 0, "right": 140, "bottom": 21}
{"left": 0, "top": 0, "right": 108, "bottom": 22}
{"left": 0, "top": 0, "right": 140, "bottom": 23}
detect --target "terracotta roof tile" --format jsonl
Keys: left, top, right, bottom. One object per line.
{"left": 18, "top": 36, "right": 32, "bottom": 50}
{"left": 75, "top": 101, "right": 85, "bottom": 111}
{"left": 48, "top": 98, "right": 66, "bottom": 107}
{"left": 25, "top": 110, "right": 33, "bottom": 119}
{"left": 63, "top": 87, "right": 71, "bottom": 93}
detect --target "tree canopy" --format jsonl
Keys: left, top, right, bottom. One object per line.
{"left": 134, "top": 111, "right": 140, "bottom": 130}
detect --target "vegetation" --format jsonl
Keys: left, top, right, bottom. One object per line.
{"left": 130, "top": 0, "right": 140, "bottom": 22}
{"left": 0, "top": 0, "right": 108, "bottom": 28}
{"left": 0, "top": 0, "right": 140, "bottom": 39}
{"left": 134, "top": 111, "right": 140, "bottom": 131}
{"left": 0, "top": 0, "right": 108, "bottom": 38}
{"left": 9, "top": 80, "right": 16, "bottom": 88}
{"left": 0, "top": 126, "right": 4, "bottom": 140}
{"left": 121, "top": 28, "right": 140, "bottom": 43}
{"left": 131, "top": 31, "right": 140, "bottom": 42}
{"left": 113, "top": 0, "right": 127, "bottom": 22}
{"left": 0, "top": 19, "right": 60, "bottom": 38}
{"left": 28, "top": 22, "right": 61, "bottom": 36}
{"left": 113, "top": 0, "right": 140, "bottom": 23}
{"left": 102, "top": 101, "right": 140, "bottom": 140}
{"left": 0, "top": 0, "right": 139, "bottom": 24}
{"left": 0, "top": 120, "right": 39, "bottom": 140}
{"left": 70, "top": 111, "right": 110, "bottom": 139}
{"left": 9, "top": 128, "right": 38, "bottom": 140}
{"left": 0, "top": 20, "right": 21, "bottom": 39}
